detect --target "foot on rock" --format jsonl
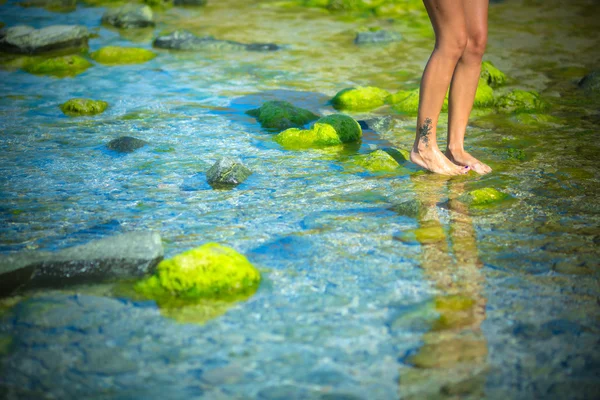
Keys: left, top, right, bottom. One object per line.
{"left": 410, "top": 146, "right": 471, "bottom": 176}
{"left": 445, "top": 149, "right": 492, "bottom": 175}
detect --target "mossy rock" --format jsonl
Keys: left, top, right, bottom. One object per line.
{"left": 246, "top": 100, "right": 319, "bottom": 131}
{"left": 135, "top": 243, "right": 261, "bottom": 300}
{"left": 480, "top": 60, "right": 506, "bottom": 87}
{"left": 387, "top": 88, "right": 448, "bottom": 114}
{"left": 60, "top": 98, "right": 108, "bottom": 116}
{"left": 396, "top": 224, "right": 446, "bottom": 245}
{"left": 458, "top": 187, "right": 511, "bottom": 206}
{"left": 274, "top": 114, "right": 362, "bottom": 149}
{"left": 432, "top": 294, "right": 477, "bottom": 331}
{"left": 473, "top": 78, "right": 494, "bottom": 107}
{"left": 496, "top": 89, "right": 549, "bottom": 113}
{"left": 90, "top": 46, "right": 156, "bottom": 65}
{"left": 356, "top": 149, "right": 401, "bottom": 172}
{"left": 23, "top": 55, "right": 92, "bottom": 77}
{"left": 381, "top": 147, "right": 410, "bottom": 163}
{"left": 331, "top": 86, "right": 390, "bottom": 111}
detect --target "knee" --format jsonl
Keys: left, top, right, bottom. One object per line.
{"left": 436, "top": 32, "right": 468, "bottom": 61}
{"left": 463, "top": 31, "right": 487, "bottom": 60}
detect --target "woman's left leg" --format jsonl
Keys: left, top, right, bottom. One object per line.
{"left": 445, "top": 0, "right": 492, "bottom": 175}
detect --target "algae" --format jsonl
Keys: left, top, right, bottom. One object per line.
{"left": 90, "top": 46, "right": 156, "bottom": 65}
{"left": 24, "top": 55, "right": 92, "bottom": 77}
{"left": 274, "top": 114, "right": 362, "bottom": 149}
{"left": 60, "top": 98, "right": 109, "bottom": 116}
{"left": 331, "top": 86, "right": 390, "bottom": 111}
{"left": 246, "top": 100, "right": 319, "bottom": 131}
{"left": 480, "top": 60, "right": 506, "bottom": 87}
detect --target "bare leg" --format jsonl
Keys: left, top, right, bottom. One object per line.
{"left": 410, "top": 0, "right": 471, "bottom": 176}
{"left": 445, "top": 0, "right": 492, "bottom": 175}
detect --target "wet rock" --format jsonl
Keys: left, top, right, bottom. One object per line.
{"left": 359, "top": 115, "right": 393, "bottom": 133}
{"left": 331, "top": 86, "right": 390, "bottom": 111}
{"left": 19, "top": 0, "right": 76, "bottom": 12}
{"left": 480, "top": 60, "right": 506, "bottom": 87}
{"left": 107, "top": 136, "right": 148, "bottom": 153}
{"left": 174, "top": 0, "right": 207, "bottom": 5}
{"left": 101, "top": 4, "right": 155, "bottom": 29}
{"left": 578, "top": 70, "right": 600, "bottom": 94}
{"left": 356, "top": 149, "right": 401, "bottom": 172}
{"left": 23, "top": 55, "right": 92, "bottom": 77}
{"left": 246, "top": 100, "right": 319, "bottom": 131}
{"left": 458, "top": 187, "right": 511, "bottom": 207}
{"left": 0, "top": 232, "right": 163, "bottom": 292}
{"left": 206, "top": 157, "right": 252, "bottom": 188}
{"left": 386, "top": 88, "right": 423, "bottom": 114}
{"left": 0, "top": 25, "right": 89, "bottom": 55}
{"left": 90, "top": 46, "right": 156, "bottom": 65}
{"left": 60, "top": 98, "right": 108, "bottom": 116}
{"left": 153, "top": 30, "right": 279, "bottom": 52}
{"left": 135, "top": 243, "right": 261, "bottom": 300}
{"left": 473, "top": 78, "right": 494, "bottom": 107}
{"left": 274, "top": 114, "right": 362, "bottom": 149}
{"left": 396, "top": 225, "right": 446, "bottom": 245}
{"left": 552, "top": 259, "right": 594, "bottom": 275}
{"left": 354, "top": 29, "right": 402, "bottom": 45}
{"left": 382, "top": 147, "right": 410, "bottom": 163}
{"left": 496, "top": 89, "right": 549, "bottom": 113}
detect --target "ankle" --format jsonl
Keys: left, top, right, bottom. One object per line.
{"left": 446, "top": 145, "right": 464, "bottom": 155}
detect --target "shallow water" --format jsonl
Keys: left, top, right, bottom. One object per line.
{"left": 1, "top": 0, "right": 600, "bottom": 399}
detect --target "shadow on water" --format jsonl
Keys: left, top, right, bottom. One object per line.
{"left": 398, "top": 175, "right": 488, "bottom": 399}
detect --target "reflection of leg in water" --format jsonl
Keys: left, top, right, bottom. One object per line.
{"left": 398, "top": 175, "right": 488, "bottom": 399}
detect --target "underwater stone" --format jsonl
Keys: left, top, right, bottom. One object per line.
{"left": 24, "top": 55, "right": 92, "bottom": 77}
{"left": 135, "top": 242, "right": 261, "bottom": 299}
{"left": 0, "top": 232, "right": 163, "bottom": 292}
{"left": 382, "top": 147, "right": 410, "bottom": 163}
{"left": 0, "top": 25, "right": 89, "bottom": 55}
{"left": 246, "top": 100, "right": 319, "bottom": 131}
{"left": 578, "top": 70, "right": 600, "bottom": 94}
{"left": 359, "top": 115, "right": 393, "bottom": 133}
{"left": 107, "top": 136, "right": 148, "bottom": 153}
{"left": 480, "top": 60, "right": 506, "bottom": 87}
{"left": 274, "top": 114, "right": 362, "bottom": 149}
{"left": 19, "top": 0, "right": 76, "bottom": 12}
{"left": 153, "top": 30, "right": 279, "bottom": 52}
{"left": 206, "top": 157, "right": 252, "bottom": 188}
{"left": 331, "top": 86, "right": 390, "bottom": 111}
{"left": 458, "top": 187, "right": 511, "bottom": 206}
{"left": 91, "top": 46, "right": 156, "bottom": 65}
{"left": 356, "top": 149, "right": 401, "bottom": 172}
{"left": 101, "top": 4, "right": 155, "bottom": 29}
{"left": 60, "top": 98, "right": 108, "bottom": 116}
{"left": 496, "top": 89, "right": 549, "bottom": 113}
{"left": 354, "top": 29, "right": 402, "bottom": 45}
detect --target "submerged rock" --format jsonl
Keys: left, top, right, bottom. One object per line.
{"left": 274, "top": 114, "right": 362, "bottom": 149}
{"left": 246, "top": 100, "right": 319, "bottom": 131}
{"left": 0, "top": 232, "right": 163, "bottom": 294}
{"left": 359, "top": 115, "right": 394, "bottom": 134}
{"left": 578, "top": 70, "right": 600, "bottom": 94}
{"left": 206, "top": 157, "right": 252, "bottom": 188}
{"left": 356, "top": 149, "right": 401, "bottom": 172}
{"left": 19, "top": 0, "right": 76, "bottom": 12}
{"left": 496, "top": 89, "right": 549, "bottom": 113}
{"left": 60, "top": 98, "right": 108, "bottom": 116}
{"left": 91, "top": 46, "right": 156, "bottom": 65}
{"left": 101, "top": 4, "right": 155, "bottom": 29}
{"left": 107, "top": 136, "right": 148, "bottom": 153}
{"left": 24, "top": 55, "right": 92, "bottom": 77}
{"left": 355, "top": 29, "right": 402, "bottom": 45}
{"left": 135, "top": 242, "right": 261, "bottom": 300}
{"left": 458, "top": 187, "right": 511, "bottom": 206}
{"left": 0, "top": 25, "right": 89, "bottom": 55}
{"left": 331, "top": 86, "right": 390, "bottom": 111}
{"left": 153, "top": 30, "right": 279, "bottom": 52}
{"left": 480, "top": 60, "right": 506, "bottom": 87}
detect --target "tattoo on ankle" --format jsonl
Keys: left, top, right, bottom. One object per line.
{"left": 419, "top": 118, "right": 432, "bottom": 147}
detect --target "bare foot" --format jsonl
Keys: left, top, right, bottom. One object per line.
{"left": 411, "top": 145, "right": 471, "bottom": 176}
{"left": 445, "top": 149, "right": 492, "bottom": 175}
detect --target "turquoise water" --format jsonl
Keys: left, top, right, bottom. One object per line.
{"left": 1, "top": 0, "right": 599, "bottom": 398}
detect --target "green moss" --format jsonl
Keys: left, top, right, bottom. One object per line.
{"left": 387, "top": 88, "right": 448, "bottom": 114}
{"left": 331, "top": 86, "right": 390, "bottom": 111}
{"left": 90, "top": 46, "right": 156, "bottom": 65}
{"left": 326, "top": 0, "right": 385, "bottom": 11}
{"left": 382, "top": 147, "right": 410, "bottom": 163}
{"left": 60, "top": 98, "right": 108, "bottom": 116}
{"left": 490, "top": 147, "right": 526, "bottom": 161}
{"left": 480, "top": 61, "right": 506, "bottom": 87}
{"left": 474, "top": 78, "right": 494, "bottom": 108}
{"left": 246, "top": 100, "right": 319, "bottom": 131}
{"left": 413, "top": 225, "right": 446, "bottom": 244}
{"left": 23, "top": 55, "right": 92, "bottom": 77}
{"left": 0, "top": 335, "right": 13, "bottom": 356}
{"left": 432, "top": 294, "right": 477, "bottom": 331}
{"left": 274, "top": 114, "right": 362, "bottom": 149}
{"left": 496, "top": 89, "right": 549, "bottom": 113}
{"left": 135, "top": 243, "right": 261, "bottom": 300}
{"left": 356, "top": 149, "right": 400, "bottom": 172}
{"left": 458, "top": 187, "right": 511, "bottom": 206}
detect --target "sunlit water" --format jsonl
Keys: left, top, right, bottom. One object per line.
{"left": 0, "top": 0, "right": 599, "bottom": 399}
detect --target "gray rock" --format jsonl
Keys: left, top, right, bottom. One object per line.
{"left": 153, "top": 30, "right": 279, "bottom": 52}
{"left": 101, "top": 4, "right": 155, "bottom": 29}
{"left": 206, "top": 157, "right": 252, "bottom": 188}
{"left": 354, "top": 29, "right": 402, "bottom": 45}
{"left": 174, "top": 0, "right": 207, "bottom": 5}
{"left": 0, "top": 25, "right": 90, "bottom": 55}
{"left": 19, "top": 0, "right": 76, "bottom": 11}
{"left": 578, "top": 70, "right": 600, "bottom": 94}
{"left": 0, "top": 232, "right": 163, "bottom": 294}
{"left": 359, "top": 115, "right": 394, "bottom": 133}
{"left": 107, "top": 136, "right": 148, "bottom": 153}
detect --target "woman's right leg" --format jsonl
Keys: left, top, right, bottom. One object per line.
{"left": 410, "top": 0, "right": 471, "bottom": 175}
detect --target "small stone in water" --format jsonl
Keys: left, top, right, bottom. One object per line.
{"left": 206, "top": 157, "right": 252, "bottom": 188}
{"left": 101, "top": 4, "right": 155, "bottom": 29}
{"left": 107, "top": 136, "right": 148, "bottom": 153}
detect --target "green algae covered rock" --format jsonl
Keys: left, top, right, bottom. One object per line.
{"left": 90, "top": 46, "right": 156, "bottom": 65}
{"left": 496, "top": 89, "right": 549, "bottom": 113}
{"left": 246, "top": 100, "right": 319, "bottom": 131}
{"left": 135, "top": 243, "right": 261, "bottom": 300}
{"left": 396, "top": 224, "right": 446, "bottom": 245}
{"left": 473, "top": 78, "right": 495, "bottom": 107}
{"left": 458, "top": 187, "right": 511, "bottom": 206}
{"left": 480, "top": 60, "right": 506, "bottom": 87}
{"left": 331, "top": 86, "right": 390, "bottom": 111}
{"left": 23, "top": 55, "right": 91, "bottom": 77}
{"left": 274, "top": 114, "right": 362, "bottom": 149}
{"left": 387, "top": 89, "right": 423, "bottom": 114}
{"left": 356, "top": 149, "right": 401, "bottom": 172}
{"left": 60, "top": 98, "right": 108, "bottom": 116}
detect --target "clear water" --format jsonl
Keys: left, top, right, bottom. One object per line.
{"left": 1, "top": 0, "right": 599, "bottom": 399}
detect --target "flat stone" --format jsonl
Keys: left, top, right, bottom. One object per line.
{"left": 206, "top": 157, "right": 252, "bottom": 188}
{"left": 355, "top": 29, "right": 402, "bottom": 45}
{"left": 0, "top": 25, "right": 89, "bottom": 55}
{"left": 101, "top": 4, "right": 155, "bottom": 29}
{"left": 107, "top": 136, "right": 148, "bottom": 153}
{"left": 153, "top": 30, "right": 279, "bottom": 52}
